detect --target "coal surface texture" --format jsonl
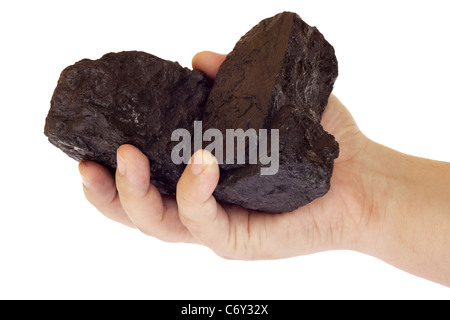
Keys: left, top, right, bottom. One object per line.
{"left": 204, "top": 11, "right": 339, "bottom": 212}
{"left": 44, "top": 51, "right": 212, "bottom": 194}
{"left": 44, "top": 11, "right": 339, "bottom": 213}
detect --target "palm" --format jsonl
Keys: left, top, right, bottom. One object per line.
{"left": 215, "top": 94, "right": 369, "bottom": 259}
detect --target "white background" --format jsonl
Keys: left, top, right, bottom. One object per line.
{"left": 0, "top": 0, "right": 449, "bottom": 299}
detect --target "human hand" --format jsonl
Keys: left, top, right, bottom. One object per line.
{"left": 78, "top": 51, "right": 374, "bottom": 259}
{"left": 78, "top": 52, "right": 450, "bottom": 287}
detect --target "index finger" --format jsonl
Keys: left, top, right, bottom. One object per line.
{"left": 192, "top": 51, "right": 227, "bottom": 81}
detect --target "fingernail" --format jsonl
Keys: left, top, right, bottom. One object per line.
{"left": 81, "top": 175, "right": 90, "bottom": 188}
{"left": 190, "top": 161, "right": 205, "bottom": 177}
{"left": 117, "top": 152, "right": 127, "bottom": 175}
{"left": 190, "top": 150, "right": 217, "bottom": 176}
{"left": 191, "top": 162, "right": 205, "bottom": 176}
{"left": 79, "top": 161, "right": 90, "bottom": 188}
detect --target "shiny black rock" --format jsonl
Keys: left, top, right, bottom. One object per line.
{"left": 44, "top": 51, "right": 212, "bottom": 194}
{"left": 204, "top": 12, "right": 339, "bottom": 212}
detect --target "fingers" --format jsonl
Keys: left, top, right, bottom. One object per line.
{"left": 115, "top": 145, "right": 196, "bottom": 243}
{"left": 176, "top": 150, "right": 231, "bottom": 252}
{"left": 192, "top": 51, "right": 227, "bottom": 81}
{"left": 78, "top": 160, "right": 135, "bottom": 228}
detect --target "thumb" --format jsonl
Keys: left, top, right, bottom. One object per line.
{"left": 176, "top": 149, "right": 230, "bottom": 249}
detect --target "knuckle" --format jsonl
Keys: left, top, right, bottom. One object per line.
{"left": 176, "top": 191, "right": 198, "bottom": 208}
{"left": 178, "top": 211, "right": 202, "bottom": 228}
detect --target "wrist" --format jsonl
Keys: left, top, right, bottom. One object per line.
{"left": 346, "top": 139, "right": 401, "bottom": 252}
{"left": 348, "top": 139, "right": 450, "bottom": 285}
{"left": 332, "top": 137, "right": 395, "bottom": 253}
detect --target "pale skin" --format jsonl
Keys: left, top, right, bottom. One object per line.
{"left": 78, "top": 51, "right": 450, "bottom": 287}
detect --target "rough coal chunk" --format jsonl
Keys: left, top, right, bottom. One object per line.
{"left": 204, "top": 11, "right": 339, "bottom": 212}
{"left": 44, "top": 11, "right": 339, "bottom": 214}
{"left": 44, "top": 51, "right": 212, "bottom": 194}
